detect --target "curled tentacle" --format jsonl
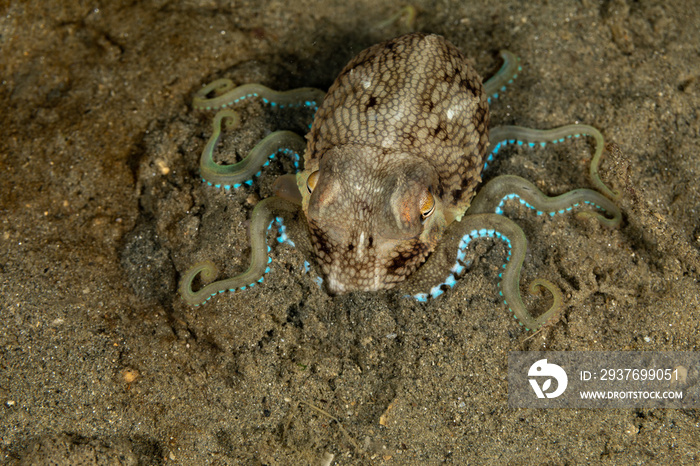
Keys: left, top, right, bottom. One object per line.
{"left": 179, "top": 196, "right": 298, "bottom": 306}
{"left": 488, "top": 125, "right": 620, "bottom": 200}
{"left": 484, "top": 50, "right": 520, "bottom": 102}
{"left": 469, "top": 174, "right": 622, "bottom": 229}
{"left": 200, "top": 109, "right": 307, "bottom": 189}
{"left": 193, "top": 78, "right": 326, "bottom": 112}
{"left": 459, "top": 213, "right": 564, "bottom": 331}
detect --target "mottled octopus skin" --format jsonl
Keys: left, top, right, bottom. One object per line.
{"left": 297, "top": 33, "right": 490, "bottom": 293}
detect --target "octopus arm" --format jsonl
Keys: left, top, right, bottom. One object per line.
{"left": 179, "top": 197, "right": 298, "bottom": 306}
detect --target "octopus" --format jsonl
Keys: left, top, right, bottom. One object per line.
{"left": 179, "top": 33, "right": 621, "bottom": 331}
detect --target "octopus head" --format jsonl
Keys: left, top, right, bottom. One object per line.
{"left": 298, "top": 144, "right": 447, "bottom": 294}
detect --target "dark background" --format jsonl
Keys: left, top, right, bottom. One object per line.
{"left": 1, "top": 0, "right": 699, "bottom": 463}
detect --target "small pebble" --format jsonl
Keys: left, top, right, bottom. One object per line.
{"left": 122, "top": 369, "right": 139, "bottom": 383}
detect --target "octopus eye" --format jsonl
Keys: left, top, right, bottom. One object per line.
{"left": 419, "top": 189, "right": 435, "bottom": 219}
{"left": 306, "top": 170, "right": 319, "bottom": 194}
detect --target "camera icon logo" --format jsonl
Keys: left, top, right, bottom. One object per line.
{"left": 528, "top": 359, "right": 568, "bottom": 399}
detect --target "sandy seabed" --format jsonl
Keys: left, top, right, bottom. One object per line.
{"left": 1, "top": 0, "right": 699, "bottom": 464}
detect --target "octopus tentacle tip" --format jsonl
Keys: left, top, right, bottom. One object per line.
{"left": 524, "top": 278, "right": 565, "bottom": 331}
{"left": 179, "top": 197, "right": 299, "bottom": 306}
{"left": 575, "top": 210, "right": 622, "bottom": 229}
{"left": 179, "top": 260, "right": 220, "bottom": 306}
{"left": 200, "top": 115, "right": 307, "bottom": 188}
{"left": 484, "top": 50, "right": 520, "bottom": 101}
